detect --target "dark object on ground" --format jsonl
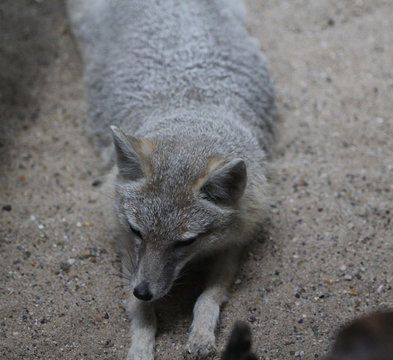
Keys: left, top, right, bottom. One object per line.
{"left": 221, "top": 321, "right": 257, "bottom": 360}
{"left": 326, "top": 311, "right": 393, "bottom": 360}
{"left": 91, "top": 180, "right": 102, "bottom": 187}
{"left": 223, "top": 311, "right": 393, "bottom": 360}
{"left": 2, "top": 204, "right": 12, "bottom": 211}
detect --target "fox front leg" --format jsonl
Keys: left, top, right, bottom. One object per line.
{"left": 126, "top": 296, "right": 156, "bottom": 360}
{"left": 186, "top": 249, "right": 241, "bottom": 359}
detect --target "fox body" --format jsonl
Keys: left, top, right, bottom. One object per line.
{"left": 68, "top": 0, "right": 276, "bottom": 358}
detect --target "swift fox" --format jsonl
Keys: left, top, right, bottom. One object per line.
{"left": 68, "top": 0, "right": 276, "bottom": 358}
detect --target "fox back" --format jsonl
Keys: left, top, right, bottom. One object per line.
{"left": 68, "top": 0, "right": 276, "bottom": 300}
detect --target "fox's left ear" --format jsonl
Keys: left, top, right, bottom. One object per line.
{"left": 199, "top": 158, "right": 247, "bottom": 203}
{"left": 110, "top": 125, "right": 154, "bottom": 181}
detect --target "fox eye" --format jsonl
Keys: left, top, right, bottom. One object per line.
{"left": 129, "top": 224, "right": 143, "bottom": 239}
{"left": 174, "top": 237, "right": 197, "bottom": 248}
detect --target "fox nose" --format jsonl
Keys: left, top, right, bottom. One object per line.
{"left": 133, "top": 281, "right": 153, "bottom": 301}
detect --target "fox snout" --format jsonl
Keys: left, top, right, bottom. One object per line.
{"left": 133, "top": 281, "right": 153, "bottom": 301}
{"left": 131, "top": 246, "right": 179, "bottom": 301}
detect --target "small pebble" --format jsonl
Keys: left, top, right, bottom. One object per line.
{"left": 234, "top": 279, "right": 242, "bottom": 285}
{"left": 2, "top": 205, "right": 12, "bottom": 212}
{"left": 344, "top": 275, "right": 352, "bottom": 281}
{"left": 60, "top": 262, "right": 71, "bottom": 273}
{"left": 248, "top": 316, "right": 256, "bottom": 323}
{"left": 339, "top": 265, "right": 346, "bottom": 271}
{"left": 92, "top": 180, "right": 102, "bottom": 187}
{"left": 327, "top": 18, "right": 335, "bottom": 26}
{"left": 104, "top": 339, "right": 114, "bottom": 348}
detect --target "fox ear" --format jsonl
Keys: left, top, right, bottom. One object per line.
{"left": 200, "top": 158, "right": 247, "bottom": 203}
{"left": 110, "top": 125, "right": 153, "bottom": 181}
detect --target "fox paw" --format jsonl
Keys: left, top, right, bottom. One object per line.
{"left": 185, "top": 332, "right": 216, "bottom": 359}
{"left": 126, "top": 346, "right": 154, "bottom": 360}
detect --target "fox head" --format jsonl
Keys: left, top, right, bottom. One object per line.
{"left": 111, "top": 126, "right": 247, "bottom": 301}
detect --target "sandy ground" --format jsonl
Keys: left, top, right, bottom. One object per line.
{"left": 0, "top": 1, "right": 392, "bottom": 359}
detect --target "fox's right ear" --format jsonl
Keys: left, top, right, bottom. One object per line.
{"left": 110, "top": 125, "right": 153, "bottom": 181}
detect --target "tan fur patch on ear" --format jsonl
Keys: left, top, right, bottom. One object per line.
{"left": 193, "top": 157, "right": 227, "bottom": 191}
{"left": 130, "top": 137, "right": 156, "bottom": 179}
{"left": 136, "top": 138, "right": 155, "bottom": 158}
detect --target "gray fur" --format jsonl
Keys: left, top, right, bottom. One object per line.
{"left": 110, "top": 126, "right": 144, "bottom": 180}
{"left": 68, "top": 0, "right": 276, "bottom": 359}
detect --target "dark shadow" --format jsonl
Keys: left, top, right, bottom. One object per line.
{"left": 0, "top": 0, "right": 66, "bottom": 108}
{"left": 0, "top": 0, "right": 67, "bottom": 167}
{"left": 155, "top": 253, "right": 215, "bottom": 335}
{"left": 154, "top": 224, "right": 272, "bottom": 337}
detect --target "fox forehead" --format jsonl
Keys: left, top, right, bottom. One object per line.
{"left": 118, "top": 186, "right": 212, "bottom": 236}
